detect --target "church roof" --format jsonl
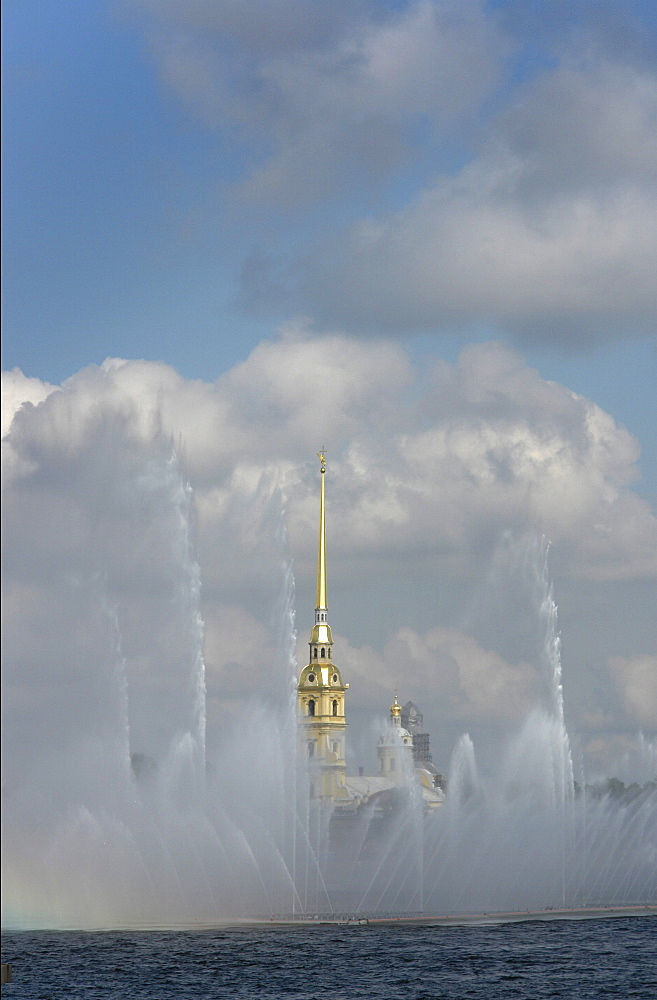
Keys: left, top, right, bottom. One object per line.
{"left": 344, "top": 776, "right": 395, "bottom": 798}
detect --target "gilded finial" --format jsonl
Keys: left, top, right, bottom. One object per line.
{"left": 318, "top": 448, "right": 326, "bottom": 471}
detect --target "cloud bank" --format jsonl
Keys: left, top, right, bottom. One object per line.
{"left": 3, "top": 335, "right": 655, "bottom": 779}
{"left": 130, "top": 0, "right": 657, "bottom": 344}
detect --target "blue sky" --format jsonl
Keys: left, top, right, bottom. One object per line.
{"left": 3, "top": 0, "right": 270, "bottom": 380}
{"left": 2, "top": 0, "right": 656, "bottom": 799}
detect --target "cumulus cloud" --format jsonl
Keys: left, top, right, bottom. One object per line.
{"left": 2, "top": 368, "right": 57, "bottom": 436}
{"left": 608, "top": 654, "right": 657, "bottom": 728}
{"left": 128, "top": 0, "right": 657, "bottom": 344}
{"left": 326, "top": 625, "right": 539, "bottom": 725}
{"left": 2, "top": 368, "right": 59, "bottom": 479}
{"left": 301, "top": 54, "right": 657, "bottom": 342}
{"left": 3, "top": 335, "right": 655, "bottom": 585}
{"left": 2, "top": 335, "right": 655, "bottom": 780}
{"left": 261, "top": 338, "right": 655, "bottom": 582}
{"left": 133, "top": 0, "right": 506, "bottom": 207}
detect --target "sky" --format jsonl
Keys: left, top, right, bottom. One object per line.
{"left": 2, "top": 0, "right": 657, "bottom": 793}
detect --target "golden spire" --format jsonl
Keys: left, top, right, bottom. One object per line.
{"left": 310, "top": 450, "right": 332, "bottom": 645}
{"left": 316, "top": 449, "right": 327, "bottom": 610}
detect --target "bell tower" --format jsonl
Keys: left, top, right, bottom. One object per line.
{"left": 378, "top": 695, "right": 415, "bottom": 784}
{"left": 297, "top": 451, "right": 349, "bottom": 804}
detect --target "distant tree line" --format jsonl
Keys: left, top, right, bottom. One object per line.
{"left": 574, "top": 777, "right": 657, "bottom": 803}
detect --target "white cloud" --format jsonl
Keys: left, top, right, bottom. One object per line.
{"left": 114, "top": 1, "right": 657, "bottom": 351}
{"left": 1, "top": 368, "right": 57, "bottom": 437}
{"left": 134, "top": 0, "right": 506, "bottom": 207}
{"left": 608, "top": 654, "right": 657, "bottom": 728}
{"left": 277, "top": 340, "right": 655, "bottom": 581}
{"left": 2, "top": 369, "right": 59, "bottom": 481}
{"left": 326, "top": 625, "right": 539, "bottom": 725}
{"left": 130, "top": 1, "right": 657, "bottom": 343}
{"left": 309, "top": 36, "right": 656, "bottom": 341}
{"left": 4, "top": 336, "right": 655, "bottom": 583}
{"left": 497, "top": 58, "right": 657, "bottom": 197}
{"left": 302, "top": 54, "right": 657, "bottom": 340}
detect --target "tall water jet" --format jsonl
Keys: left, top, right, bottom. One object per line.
{"left": 3, "top": 430, "right": 290, "bottom": 928}
{"left": 419, "top": 534, "right": 655, "bottom": 916}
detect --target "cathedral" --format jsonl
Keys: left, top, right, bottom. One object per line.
{"left": 297, "top": 452, "right": 445, "bottom": 816}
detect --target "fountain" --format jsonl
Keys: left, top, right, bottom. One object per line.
{"left": 2, "top": 434, "right": 655, "bottom": 928}
{"left": 2, "top": 437, "right": 304, "bottom": 928}
{"left": 339, "top": 536, "right": 656, "bottom": 918}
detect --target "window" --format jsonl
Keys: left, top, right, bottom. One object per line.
{"left": 307, "top": 741, "right": 315, "bottom": 757}
{"left": 332, "top": 741, "right": 339, "bottom": 754}
{"left": 313, "top": 648, "right": 318, "bottom": 659}
{"left": 321, "top": 647, "right": 325, "bottom": 658}
{"left": 332, "top": 674, "right": 338, "bottom": 683}
{"left": 308, "top": 700, "right": 315, "bottom": 717}
{"left": 332, "top": 700, "right": 338, "bottom": 717}
{"left": 308, "top": 674, "right": 315, "bottom": 683}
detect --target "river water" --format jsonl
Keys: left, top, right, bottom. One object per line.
{"left": 3, "top": 914, "right": 655, "bottom": 999}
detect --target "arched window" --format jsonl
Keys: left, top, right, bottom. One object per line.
{"left": 332, "top": 700, "right": 338, "bottom": 717}
{"left": 321, "top": 647, "right": 325, "bottom": 658}
{"left": 332, "top": 741, "right": 339, "bottom": 754}
{"left": 308, "top": 699, "right": 315, "bottom": 717}
{"left": 328, "top": 648, "right": 331, "bottom": 658}
{"left": 313, "top": 648, "right": 318, "bottom": 659}
{"left": 307, "top": 741, "right": 315, "bottom": 757}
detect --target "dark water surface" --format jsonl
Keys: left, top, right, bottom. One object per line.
{"left": 2, "top": 916, "right": 655, "bottom": 999}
